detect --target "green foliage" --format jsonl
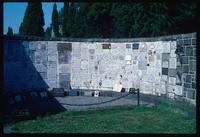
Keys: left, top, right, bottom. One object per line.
{"left": 7, "top": 27, "right": 13, "bottom": 36}
{"left": 62, "top": 2, "right": 70, "bottom": 37}
{"left": 51, "top": 3, "right": 59, "bottom": 37}
{"left": 20, "top": 2, "right": 194, "bottom": 38}
{"left": 19, "top": 2, "right": 45, "bottom": 37}
{"left": 45, "top": 27, "right": 52, "bottom": 38}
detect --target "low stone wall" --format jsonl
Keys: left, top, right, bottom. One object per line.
{"left": 3, "top": 32, "right": 196, "bottom": 104}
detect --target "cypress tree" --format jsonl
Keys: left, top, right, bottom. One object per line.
{"left": 51, "top": 3, "right": 59, "bottom": 37}
{"left": 62, "top": 2, "right": 70, "bottom": 37}
{"left": 45, "top": 26, "right": 52, "bottom": 38}
{"left": 7, "top": 27, "right": 13, "bottom": 36}
{"left": 19, "top": 2, "right": 45, "bottom": 37}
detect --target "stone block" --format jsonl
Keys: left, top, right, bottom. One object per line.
{"left": 175, "top": 85, "right": 182, "bottom": 95}
{"left": 162, "top": 42, "right": 170, "bottom": 53}
{"left": 189, "top": 61, "right": 196, "bottom": 71}
{"left": 192, "top": 82, "right": 196, "bottom": 89}
{"left": 169, "top": 77, "right": 176, "bottom": 85}
{"left": 169, "top": 58, "right": 176, "bottom": 69}
{"left": 170, "top": 41, "right": 176, "bottom": 50}
{"left": 139, "top": 43, "right": 147, "bottom": 52}
{"left": 168, "top": 85, "right": 176, "bottom": 94}
{"left": 81, "top": 60, "right": 88, "bottom": 70}
{"left": 186, "top": 91, "right": 195, "bottom": 99}
{"left": 48, "top": 55, "right": 57, "bottom": 62}
{"left": 59, "top": 64, "right": 71, "bottom": 73}
{"left": 156, "top": 53, "right": 161, "bottom": 60}
{"left": 160, "top": 84, "right": 166, "bottom": 94}
{"left": 184, "top": 83, "right": 191, "bottom": 88}
{"left": 193, "top": 48, "right": 196, "bottom": 56}
{"left": 186, "top": 75, "right": 191, "bottom": 82}
{"left": 132, "top": 43, "right": 139, "bottom": 49}
{"left": 183, "top": 39, "right": 191, "bottom": 45}
{"left": 162, "top": 53, "right": 170, "bottom": 61}
{"left": 183, "top": 65, "right": 189, "bottom": 73}
{"left": 162, "top": 68, "right": 168, "bottom": 75}
{"left": 181, "top": 56, "right": 188, "bottom": 64}
{"left": 186, "top": 47, "right": 193, "bottom": 56}
{"left": 170, "top": 49, "right": 176, "bottom": 57}
{"left": 89, "top": 49, "right": 95, "bottom": 54}
{"left": 59, "top": 73, "right": 70, "bottom": 81}
{"left": 168, "top": 69, "right": 176, "bottom": 77}
{"left": 192, "top": 38, "right": 196, "bottom": 45}
{"left": 162, "top": 61, "right": 168, "bottom": 68}
{"left": 138, "top": 60, "right": 147, "bottom": 70}
{"left": 161, "top": 75, "right": 168, "bottom": 81}
{"left": 126, "top": 44, "right": 132, "bottom": 49}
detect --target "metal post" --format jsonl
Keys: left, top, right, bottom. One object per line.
{"left": 137, "top": 89, "right": 140, "bottom": 105}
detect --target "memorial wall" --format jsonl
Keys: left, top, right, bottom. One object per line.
{"left": 3, "top": 32, "right": 196, "bottom": 104}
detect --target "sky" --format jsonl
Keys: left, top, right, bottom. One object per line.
{"left": 3, "top": 2, "right": 64, "bottom": 34}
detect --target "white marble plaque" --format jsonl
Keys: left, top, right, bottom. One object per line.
{"left": 169, "top": 58, "right": 177, "bottom": 69}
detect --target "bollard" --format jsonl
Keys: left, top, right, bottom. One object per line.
{"left": 137, "top": 89, "right": 140, "bottom": 105}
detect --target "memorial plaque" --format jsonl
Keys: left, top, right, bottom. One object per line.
{"left": 102, "top": 44, "right": 111, "bottom": 49}
{"left": 169, "top": 58, "right": 176, "bottom": 69}
{"left": 162, "top": 61, "right": 168, "bottom": 68}
{"left": 125, "top": 55, "right": 131, "bottom": 61}
{"left": 170, "top": 41, "right": 176, "bottom": 50}
{"left": 58, "top": 50, "right": 71, "bottom": 64}
{"left": 162, "top": 42, "right": 170, "bottom": 53}
{"left": 57, "top": 43, "right": 72, "bottom": 51}
{"left": 126, "top": 44, "right": 132, "bottom": 49}
{"left": 169, "top": 77, "right": 176, "bottom": 85}
{"left": 81, "top": 60, "right": 88, "bottom": 70}
{"left": 132, "top": 43, "right": 139, "bottom": 49}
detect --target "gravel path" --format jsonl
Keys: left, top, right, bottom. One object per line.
{"left": 55, "top": 94, "right": 152, "bottom": 111}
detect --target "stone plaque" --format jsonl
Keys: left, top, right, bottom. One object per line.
{"left": 59, "top": 73, "right": 71, "bottom": 89}
{"left": 81, "top": 60, "right": 88, "bottom": 70}
{"left": 126, "top": 44, "right": 132, "bottom": 49}
{"left": 125, "top": 55, "right": 131, "bottom": 61}
{"left": 102, "top": 44, "right": 111, "bottom": 49}
{"left": 162, "top": 42, "right": 170, "bottom": 53}
{"left": 169, "top": 58, "right": 176, "bottom": 69}
{"left": 169, "top": 77, "right": 176, "bottom": 85}
{"left": 162, "top": 53, "right": 170, "bottom": 61}
{"left": 58, "top": 50, "right": 71, "bottom": 64}
{"left": 48, "top": 55, "right": 57, "bottom": 62}
{"left": 162, "top": 61, "right": 168, "bottom": 68}
{"left": 57, "top": 43, "right": 72, "bottom": 51}
{"left": 132, "top": 43, "right": 139, "bottom": 49}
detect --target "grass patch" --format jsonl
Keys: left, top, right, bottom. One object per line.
{"left": 7, "top": 103, "right": 196, "bottom": 133}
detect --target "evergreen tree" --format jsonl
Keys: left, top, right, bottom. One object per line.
{"left": 59, "top": 2, "right": 196, "bottom": 38}
{"left": 7, "top": 27, "right": 13, "bottom": 36}
{"left": 19, "top": 2, "right": 45, "bottom": 37}
{"left": 51, "top": 3, "right": 59, "bottom": 37}
{"left": 19, "top": 23, "right": 23, "bottom": 35}
{"left": 45, "top": 26, "right": 52, "bottom": 38}
{"left": 62, "top": 2, "right": 70, "bottom": 37}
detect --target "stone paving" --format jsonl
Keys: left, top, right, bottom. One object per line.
{"left": 55, "top": 95, "right": 151, "bottom": 111}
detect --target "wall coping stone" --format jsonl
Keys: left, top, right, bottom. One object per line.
{"left": 3, "top": 32, "right": 196, "bottom": 42}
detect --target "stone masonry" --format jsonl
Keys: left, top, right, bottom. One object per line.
{"left": 3, "top": 33, "right": 196, "bottom": 104}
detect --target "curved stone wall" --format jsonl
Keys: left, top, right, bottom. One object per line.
{"left": 3, "top": 32, "right": 196, "bottom": 104}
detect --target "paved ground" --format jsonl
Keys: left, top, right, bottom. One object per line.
{"left": 55, "top": 94, "right": 152, "bottom": 111}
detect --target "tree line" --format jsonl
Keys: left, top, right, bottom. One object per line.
{"left": 7, "top": 2, "right": 196, "bottom": 38}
